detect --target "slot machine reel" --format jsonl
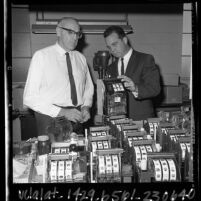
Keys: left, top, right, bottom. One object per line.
{"left": 95, "top": 148, "right": 124, "bottom": 183}
{"left": 131, "top": 140, "right": 157, "bottom": 165}
{"left": 89, "top": 135, "right": 114, "bottom": 153}
{"left": 47, "top": 152, "right": 88, "bottom": 183}
{"left": 126, "top": 139, "right": 157, "bottom": 183}
{"left": 138, "top": 152, "right": 181, "bottom": 183}
{"left": 47, "top": 134, "right": 88, "bottom": 183}
{"left": 166, "top": 135, "right": 191, "bottom": 181}
{"left": 88, "top": 125, "right": 118, "bottom": 151}
{"left": 88, "top": 125, "right": 117, "bottom": 182}
{"left": 89, "top": 126, "right": 110, "bottom": 137}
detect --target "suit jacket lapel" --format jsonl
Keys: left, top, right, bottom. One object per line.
{"left": 110, "top": 60, "right": 118, "bottom": 77}
{"left": 125, "top": 50, "right": 138, "bottom": 77}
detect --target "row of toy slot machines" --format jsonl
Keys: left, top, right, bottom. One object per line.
{"left": 92, "top": 117, "right": 191, "bottom": 183}
{"left": 144, "top": 118, "right": 191, "bottom": 153}
{"left": 124, "top": 138, "right": 178, "bottom": 183}
{"left": 160, "top": 129, "right": 192, "bottom": 182}
{"left": 47, "top": 126, "right": 116, "bottom": 183}
{"left": 88, "top": 126, "right": 121, "bottom": 182}
{"left": 142, "top": 118, "right": 192, "bottom": 182}
{"left": 13, "top": 138, "right": 87, "bottom": 183}
{"left": 89, "top": 125, "right": 132, "bottom": 182}
{"left": 131, "top": 138, "right": 191, "bottom": 164}
{"left": 41, "top": 147, "right": 181, "bottom": 183}
{"left": 109, "top": 117, "right": 146, "bottom": 149}
{"left": 30, "top": 126, "right": 116, "bottom": 183}
{"left": 87, "top": 119, "right": 152, "bottom": 183}
{"left": 154, "top": 121, "right": 192, "bottom": 162}
{"left": 122, "top": 133, "right": 181, "bottom": 182}
{"left": 97, "top": 114, "right": 192, "bottom": 182}
{"left": 46, "top": 116, "right": 192, "bottom": 183}
{"left": 159, "top": 127, "right": 191, "bottom": 156}
{"left": 105, "top": 116, "right": 185, "bottom": 182}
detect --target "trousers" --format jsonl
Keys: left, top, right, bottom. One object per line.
{"left": 34, "top": 106, "right": 83, "bottom": 136}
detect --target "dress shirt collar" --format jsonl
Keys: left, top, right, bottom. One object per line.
{"left": 122, "top": 48, "right": 133, "bottom": 61}
{"left": 118, "top": 48, "right": 133, "bottom": 72}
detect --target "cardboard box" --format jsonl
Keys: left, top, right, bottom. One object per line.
{"left": 162, "top": 86, "right": 182, "bottom": 104}
{"left": 162, "top": 74, "right": 179, "bottom": 86}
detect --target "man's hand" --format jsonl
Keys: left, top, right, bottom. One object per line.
{"left": 81, "top": 106, "right": 91, "bottom": 123}
{"left": 57, "top": 108, "right": 82, "bottom": 123}
{"left": 118, "top": 75, "right": 137, "bottom": 92}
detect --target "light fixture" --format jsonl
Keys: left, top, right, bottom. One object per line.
{"left": 32, "top": 19, "right": 133, "bottom": 34}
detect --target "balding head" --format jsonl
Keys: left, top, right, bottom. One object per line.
{"left": 56, "top": 17, "right": 81, "bottom": 51}
{"left": 57, "top": 17, "right": 80, "bottom": 29}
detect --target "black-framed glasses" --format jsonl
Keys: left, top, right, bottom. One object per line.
{"left": 58, "top": 26, "right": 82, "bottom": 39}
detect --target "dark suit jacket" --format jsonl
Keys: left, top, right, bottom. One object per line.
{"left": 107, "top": 49, "right": 161, "bottom": 120}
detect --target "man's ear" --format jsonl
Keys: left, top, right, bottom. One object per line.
{"left": 56, "top": 26, "right": 61, "bottom": 37}
{"left": 123, "top": 36, "right": 128, "bottom": 44}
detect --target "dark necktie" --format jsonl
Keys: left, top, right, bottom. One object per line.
{"left": 65, "top": 52, "right": 78, "bottom": 106}
{"left": 121, "top": 58, "right": 124, "bottom": 75}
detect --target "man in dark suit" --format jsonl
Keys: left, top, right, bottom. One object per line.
{"left": 103, "top": 26, "right": 161, "bottom": 120}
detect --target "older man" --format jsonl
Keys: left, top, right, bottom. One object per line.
{"left": 23, "top": 17, "right": 94, "bottom": 135}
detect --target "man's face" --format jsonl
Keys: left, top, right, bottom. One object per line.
{"left": 105, "top": 32, "right": 128, "bottom": 58}
{"left": 57, "top": 19, "right": 81, "bottom": 51}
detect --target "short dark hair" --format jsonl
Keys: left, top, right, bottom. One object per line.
{"left": 103, "top": 26, "right": 126, "bottom": 39}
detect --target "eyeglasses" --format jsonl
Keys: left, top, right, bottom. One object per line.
{"left": 58, "top": 26, "right": 82, "bottom": 39}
